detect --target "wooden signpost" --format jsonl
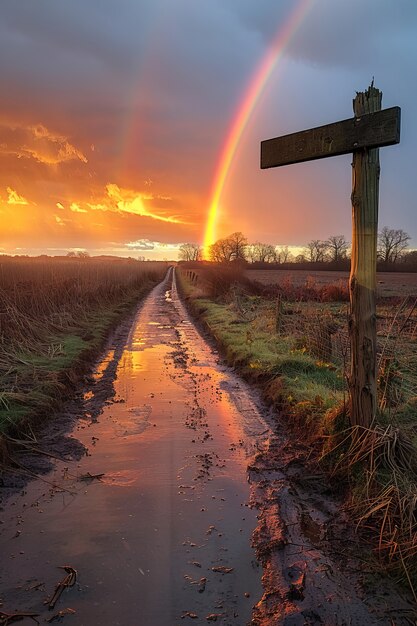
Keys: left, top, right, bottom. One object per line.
{"left": 260, "top": 85, "right": 401, "bottom": 428}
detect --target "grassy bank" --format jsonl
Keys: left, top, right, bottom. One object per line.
{"left": 178, "top": 267, "right": 346, "bottom": 436}
{"left": 0, "top": 258, "right": 167, "bottom": 440}
{"left": 177, "top": 265, "right": 417, "bottom": 596}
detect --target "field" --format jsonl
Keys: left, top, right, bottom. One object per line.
{"left": 246, "top": 268, "right": 417, "bottom": 298}
{"left": 241, "top": 269, "right": 417, "bottom": 414}
{"left": 0, "top": 257, "right": 167, "bottom": 436}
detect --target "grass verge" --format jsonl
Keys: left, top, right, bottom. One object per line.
{"left": 177, "top": 266, "right": 417, "bottom": 597}
{"left": 178, "top": 268, "right": 346, "bottom": 436}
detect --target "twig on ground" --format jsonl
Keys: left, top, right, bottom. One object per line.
{"left": 0, "top": 611, "right": 40, "bottom": 625}
{"left": 46, "top": 566, "right": 77, "bottom": 610}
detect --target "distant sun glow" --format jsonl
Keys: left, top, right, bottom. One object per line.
{"left": 202, "top": 0, "right": 314, "bottom": 258}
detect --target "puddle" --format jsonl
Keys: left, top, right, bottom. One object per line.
{"left": 92, "top": 348, "right": 115, "bottom": 382}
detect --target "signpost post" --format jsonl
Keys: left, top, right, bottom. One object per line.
{"left": 261, "top": 84, "right": 401, "bottom": 427}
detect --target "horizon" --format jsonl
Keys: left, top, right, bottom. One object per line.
{"left": 2, "top": 241, "right": 416, "bottom": 263}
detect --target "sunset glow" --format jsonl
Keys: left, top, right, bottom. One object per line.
{"left": 0, "top": 1, "right": 415, "bottom": 258}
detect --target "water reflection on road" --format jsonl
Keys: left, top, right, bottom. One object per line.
{"left": 0, "top": 268, "right": 270, "bottom": 625}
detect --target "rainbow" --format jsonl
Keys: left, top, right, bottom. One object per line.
{"left": 202, "top": 0, "right": 314, "bottom": 258}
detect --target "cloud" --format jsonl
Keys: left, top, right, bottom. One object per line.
{"left": 70, "top": 202, "right": 87, "bottom": 213}
{"left": 7, "top": 187, "right": 28, "bottom": 205}
{"left": 224, "top": 0, "right": 417, "bottom": 75}
{"left": 225, "top": 0, "right": 293, "bottom": 42}
{"left": 88, "top": 183, "right": 185, "bottom": 224}
{"left": 126, "top": 239, "right": 155, "bottom": 250}
{"left": 0, "top": 122, "right": 87, "bottom": 165}
{"left": 125, "top": 239, "right": 182, "bottom": 254}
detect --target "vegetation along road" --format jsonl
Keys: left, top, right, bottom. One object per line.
{"left": 0, "top": 269, "right": 414, "bottom": 625}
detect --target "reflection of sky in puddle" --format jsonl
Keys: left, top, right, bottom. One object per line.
{"left": 92, "top": 349, "right": 115, "bottom": 381}
{"left": 101, "top": 469, "right": 140, "bottom": 487}
{"left": 113, "top": 345, "right": 174, "bottom": 427}
{"left": 112, "top": 403, "right": 152, "bottom": 438}
{"left": 118, "top": 349, "right": 145, "bottom": 374}
{"left": 131, "top": 338, "right": 146, "bottom": 348}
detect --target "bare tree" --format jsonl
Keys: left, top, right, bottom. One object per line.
{"left": 228, "top": 232, "right": 248, "bottom": 261}
{"left": 378, "top": 227, "right": 411, "bottom": 263}
{"left": 295, "top": 253, "right": 307, "bottom": 263}
{"left": 275, "top": 245, "right": 292, "bottom": 264}
{"left": 179, "top": 243, "right": 202, "bottom": 262}
{"left": 402, "top": 250, "right": 417, "bottom": 267}
{"left": 305, "top": 239, "right": 328, "bottom": 262}
{"left": 247, "top": 242, "right": 276, "bottom": 263}
{"left": 209, "top": 232, "right": 247, "bottom": 263}
{"left": 209, "top": 238, "right": 232, "bottom": 262}
{"left": 326, "top": 235, "right": 349, "bottom": 262}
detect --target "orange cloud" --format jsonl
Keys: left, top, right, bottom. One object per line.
{"left": 87, "top": 183, "right": 185, "bottom": 224}
{"left": 55, "top": 215, "right": 65, "bottom": 226}
{"left": 70, "top": 202, "right": 88, "bottom": 213}
{"left": 0, "top": 122, "right": 87, "bottom": 165}
{"left": 7, "top": 187, "right": 28, "bottom": 205}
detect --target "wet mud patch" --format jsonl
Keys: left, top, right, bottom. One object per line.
{"left": 171, "top": 347, "right": 189, "bottom": 368}
{"left": 249, "top": 433, "right": 416, "bottom": 625}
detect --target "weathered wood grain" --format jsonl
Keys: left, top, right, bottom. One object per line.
{"left": 348, "top": 86, "right": 381, "bottom": 428}
{"left": 260, "top": 106, "right": 400, "bottom": 169}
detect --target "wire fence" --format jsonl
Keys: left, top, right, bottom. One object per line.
{"left": 182, "top": 268, "right": 417, "bottom": 417}
{"left": 252, "top": 294, "right": 417, "bottom": 416}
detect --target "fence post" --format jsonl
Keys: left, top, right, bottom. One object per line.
{"left": 349, "top": 84, "right": 381, "bottom": 427}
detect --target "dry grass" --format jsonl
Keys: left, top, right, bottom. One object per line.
{"left": 328, "top": 424, "right": 417, "bottom": 597}
{"left": 197, "top": 263, "right": 261, "bottom": 299}
{"left": 246, "top": 269, "right": 417, "bottom": 299}
{"left": 0, "top": 257, "right": 166, "bottom": 437}
{"left": 0, "top": 257, "right": 164, "bottom": 350}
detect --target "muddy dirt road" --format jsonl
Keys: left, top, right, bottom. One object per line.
{"left": 0, "top": 269, "right": 414, "bottom": 625}
{"left": 0, "top": 269, "right": 268, "bottom": 625}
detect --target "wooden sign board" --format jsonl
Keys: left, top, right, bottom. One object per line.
{"left": 260, "top": 106, "right": 400, "bottom": 169}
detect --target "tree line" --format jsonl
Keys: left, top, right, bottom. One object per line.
{"left": 179, "top": 227, "right": 415, "bottom": 268}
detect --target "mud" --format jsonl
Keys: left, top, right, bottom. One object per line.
{"left": 0, "top": 269, "right": 415, "bottom": 625}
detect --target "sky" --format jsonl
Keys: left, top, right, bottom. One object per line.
{"left": 1, "top": 0, "right": 416, "bottom": 259}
